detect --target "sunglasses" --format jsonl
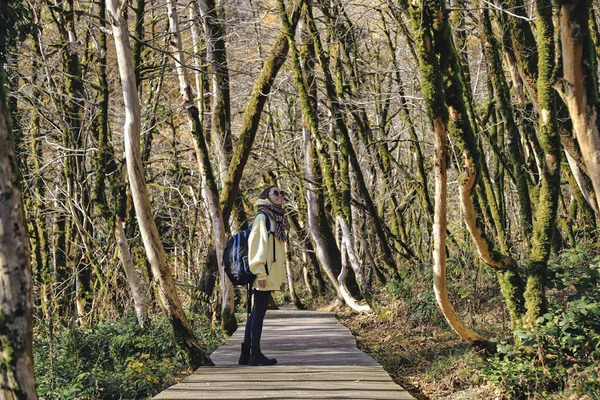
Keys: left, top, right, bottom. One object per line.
{"left": 270, "top": 190, "right": 286, "bottom": 197}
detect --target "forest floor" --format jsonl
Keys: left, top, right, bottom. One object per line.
{"left": 330, "top": 302, "right": 499, "bottom": 400}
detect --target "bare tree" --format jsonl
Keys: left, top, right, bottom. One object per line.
{"left": 106, "top": 0, "right": 213, "bottom": 367}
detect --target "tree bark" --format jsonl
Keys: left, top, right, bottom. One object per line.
{"left": 285, "top": 242, "right": 304, "bottom": 310}
{"left": 0, "top": 67, "right": 38, "bottom": 400}
{"left": 303, "top": 127, "right": 344, "bottom": 302}
{"left": 27, "top": 25, "right": 51, "bottom": 317}
{"left": 115, "top": 216, "right": 148, "bottom": 327}
{"left": 197, "top": 0, "right": 233, "bottom": 184}
{"left": 504, "top": 0, "right": 539, "bottom": 103}
{"left": 558, "top": 0, "right": 600, "bottom": 214}
{"left": 280, "top": 0, "right": 370, "bottom": 309}
{"left": 481, "top": 6, "right": 533, "bottom": 241}
{"left": 287, "top": 207, "right": 327, "bottom": 295}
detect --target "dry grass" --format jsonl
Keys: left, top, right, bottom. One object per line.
{"left": 333, "top": 301, "right": 502, "bottom": 400}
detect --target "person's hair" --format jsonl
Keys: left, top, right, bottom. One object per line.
{"left": 258, "top": 185, "right": 278, "bottom": 200}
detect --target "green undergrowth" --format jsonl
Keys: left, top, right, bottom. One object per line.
{"left": 34, "top": 309, "right": 226, "bottom": 400}
{"left": 482, "top": 245, "right": 600, "bottom": 399}
{"left": 336, "top": 244, "right": 600, "bottom": 400}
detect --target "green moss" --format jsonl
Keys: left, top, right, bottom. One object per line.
{"left": 524, "top": 271, "right": 546, "bottom": 327}
{"left": 189, "top": 106, "right": 219, "bottom": 196}
{"left": 0, "top": 310, "right": 16, "bottom": 378}
{"left": 408, "top": 3, "right": 448, "bottom": 124}
{"left": 481, "top": 5, "right": 533, "bottom": 238}
{"left": 506, "top": 0, "right": 538, "bottom": 85}
{"left": 523, "top": 0, "right": 561, "bottom": 327}
{"left": 497, "top": 269, "right": 525, "bottom": 329}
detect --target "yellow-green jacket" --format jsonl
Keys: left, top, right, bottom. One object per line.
{"left": 248, "top": 199, "right": 286, "bottom": 291}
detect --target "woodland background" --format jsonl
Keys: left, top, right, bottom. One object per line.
{"left": 0, "top": 0, "right": 599, "bottom": 398}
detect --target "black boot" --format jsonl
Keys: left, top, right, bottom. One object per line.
{"left": 249, "top": 348, "right": 277, "bottom": 366}
{"left": 238, "top": 343, "right": 251, "bottom": 365}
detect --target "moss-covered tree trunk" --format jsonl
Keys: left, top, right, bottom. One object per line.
{"left": 562, "top": 134, "right": 599, "bottom": 215}
{"left": 524, "top": 0, "right": 562, "bottom": 327}
{"left": 408, "top": 0, "right": 496, "bottom": 350}
{"left": 419, "top": 0, "right": 525, "bottom": 329}
{"left": 278, "top": 0, "right": 366, "bottom": 308}
{"left": 481, "top": 6, "right": 533, "bottom": 243}
{"left": 25, "top": 25, "right": 51, "bottom": 317}
{"left": 0, "top": 66, "right": 38, "bottom": 400}
{"left": 199, "top": 0, "right": 232, "bottom": 180}
{"left": 89, "top": 0, "right": 149, "bottom": 327}
{"left": 287, "top": 206, "right": 327, "bottom": 296}
{"left": 92, "top": 0, "right": 111, "bottom": 217}
{"left": 47, "top": 0, "right": 93, "bottom": 323}
{"left": 563, "top": 151, "right": 598, "bottom": 233}
{"left": 302, "top": 126, "right": 345, "bottom": 303}
{"left": 504, "top": 0, "right": 539, "bottom": 103}
{"left": 285, "top": 0, "right": 374, "bottom": 307}
{"left": 305, "top": 1, "right": 399, "bottom": 287}
{"left": 218, "top": 4, "right": 301, "bottom": 225}
{"left": 381, "top": 23, "right": 432, "bottom": 259}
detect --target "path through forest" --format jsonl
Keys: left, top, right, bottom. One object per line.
{"left": 153, "top": 307, "right": 414, "bottom": 399}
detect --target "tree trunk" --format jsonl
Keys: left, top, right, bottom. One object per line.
{"left": 287, "top": 208, "right": 327, "bottom": 295}
{"left": 115, "top": 216, "right": 148, "bottom": 327}
{"left": 280, "top": 0, "right": 369, "bottom": 308}
{"left": 133, "top": 0, "right": 145, "bottom": 90}
{"left": 0, "top": 67, "right": 38, "bottom": 400}
{"left": 481, "top": 6, "right": 533, "bottom": 242}
{"left": 27, "top": 26, "right": 51, "bottom": 317}
{"left": 60, "top": 0, "right": 92, "bottom": 323}
{"left": 285, "top": 242, "right": 304, "bottom": 310}
{"left": 219, "top": 4, "right": 301, "bottom": 225}
{"left": 338, "top": 226, "right": 371, "bottom": 312}
{"left": 338, "top": 217, "right": 372, "bottom": 311}
{"left": 166, "top": 0, "right": 235, "bottom": 335}
{"left": 408, "top": 0, "right": 492, "bottom": 351}
{"left": 197, "top": 0, "right": 233, "bottom": 185}
{"left": 562, "top": 139, "right": 599, "bottom": 215}
{"left": 558, "top": 0, "right": 600, "bottom": 214}
{"left": 304, "top": 0, "right": 400, "bottom": 282}
{"left": 504, "top": 0, "right": 539, "bottom": 103}
{"left": 563, "top": 151, "right": 598, "bottom": 229}
{"left": 106, "top": 0, "right": 213, "bottom": 367}
{"left": 303, "top": 127, "right": 344, "bottom": 302}
{"left": 414, "top": 0, "right": 521, "bottom": 302}
{"left": 524, "top": 0, "right": 562, "bottom": 328}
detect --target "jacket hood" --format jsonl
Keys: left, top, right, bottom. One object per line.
{"left": 255, "top": 198, "right": 274, "bottom": 207}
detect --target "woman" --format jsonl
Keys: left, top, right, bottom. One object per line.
{"left": 239, "top": 185, "right": 289, "bottom": 366}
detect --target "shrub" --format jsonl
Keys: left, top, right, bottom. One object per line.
{"left": 482, "top": 247, "right": 600, "bottom": 398}
{"left": 34, "top": 312, "right": 225, "bottom": 399}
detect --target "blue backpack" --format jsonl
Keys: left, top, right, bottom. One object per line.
{"left": 222, "top": 212, "right": 273, "bottom": 286}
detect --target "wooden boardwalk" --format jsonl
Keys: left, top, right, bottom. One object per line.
{"left": 154, "top": 308, "right": 415, "bottom": 399}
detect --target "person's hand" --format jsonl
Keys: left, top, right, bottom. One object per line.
{"left": 258, "top": 279, "right": 267, "bottom": 288}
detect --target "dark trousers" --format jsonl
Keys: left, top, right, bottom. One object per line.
{"left": 243, "top": 290, "right": 270, "bottom": 351}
